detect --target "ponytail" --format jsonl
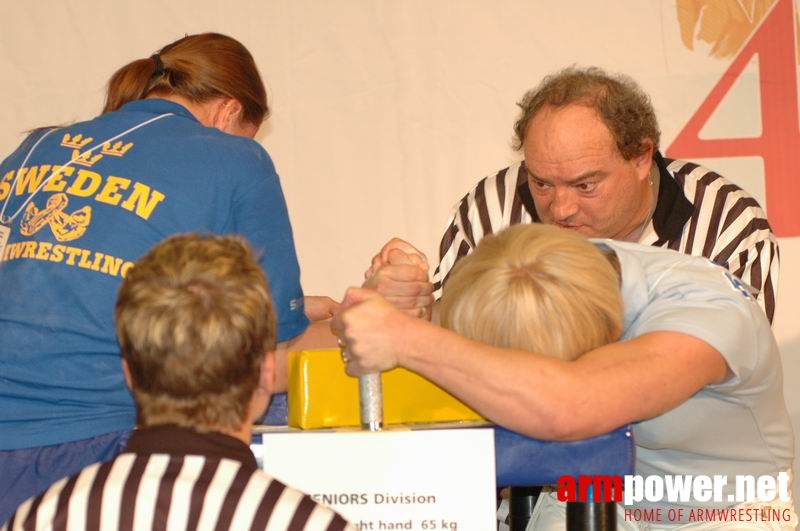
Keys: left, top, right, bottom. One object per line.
{"left": 101, "top": 33, "right": 268, "bottom": 125}
{"left": 103, "top": 57, "right": 163, "bottom": 114}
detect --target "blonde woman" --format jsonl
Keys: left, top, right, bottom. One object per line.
{"left": 335, "top": 224, "right": 796, "bottom": 529}
{"left": 440, "top": 224, "right": 623, "bottom": 360}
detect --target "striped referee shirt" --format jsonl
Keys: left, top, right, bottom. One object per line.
{"left": 1, "top": 426, "right": 354, "bottom": 531}
{"left": 433, "top": 152, "right": 779, "bottom": 322}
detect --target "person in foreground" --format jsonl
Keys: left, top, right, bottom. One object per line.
{"left": 2, "top": 234, "right": 354, "bottom": 531}
{"left": 428, "top": 66, "right": 779, "bottom": 322}
{"left": 336, "top": 224, "right": 796, "bottom": 529}
{"left": 0, "top": 32, "right": 336, "bottom": 521}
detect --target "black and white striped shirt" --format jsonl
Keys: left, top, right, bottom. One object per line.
{"left": 1, "top": 426, "right": 353, "bottom": 531}
{"left": 433, "top": 153, "right": 779, "bottom": 322}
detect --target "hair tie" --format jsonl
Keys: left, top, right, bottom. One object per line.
{"left": 150, "top": 53, "right": 165, "bottom": 77}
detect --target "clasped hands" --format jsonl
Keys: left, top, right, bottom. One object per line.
{"left": 330, "top": 238, "right": 434, "bottom": 376}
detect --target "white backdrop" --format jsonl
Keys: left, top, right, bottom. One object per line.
{"left": 2, "top": 0, "right": 798, "bottom": 501}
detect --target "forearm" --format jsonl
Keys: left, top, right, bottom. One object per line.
{"left": 395, "top": 317, "right": 584, "bottom": 439}
{"left": 396, "top": 320, "right": 726, "bottom": 441}
{"left": 335, "top": 291, "right": 727, "bottom": 441}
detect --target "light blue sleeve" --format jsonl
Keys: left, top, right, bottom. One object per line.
{"left": 631, "top": 260, "right": 764, "bottom": 385}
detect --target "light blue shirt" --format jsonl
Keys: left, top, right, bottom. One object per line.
{"left": 599, "top": 240, "right": 793, "bottom": 513}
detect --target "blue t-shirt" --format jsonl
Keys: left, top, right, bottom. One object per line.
{"left": 0, "top": 99, "right": 308, "bottom": 449}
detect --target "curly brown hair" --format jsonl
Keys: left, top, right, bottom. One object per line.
{"left": 115, "top": 233, "right": 275, "bottom": 432}
{"left": 513, "top": 66, "right": 660, "bottom": 160}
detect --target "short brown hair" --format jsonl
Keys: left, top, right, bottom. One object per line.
{"left": 440, "top": 224, "right": 623, "bottom": 360}
{"left": 103, "top": 33, "right": 269, "bottom": 126}
{"left": 115, "top": 234, "right": 276, "bottom": 432}
{"left": 513, "top": 66, "right": 660, "bottom": 159}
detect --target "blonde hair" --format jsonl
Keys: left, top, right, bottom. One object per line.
{"left": 440, "top": 224, "right": 623, "bottom": 360}
{"left": 103, "top": 33, "right": 268, "bottom": 126}
{"left": 115, "top": 233, "right": 276, "bottom": 432}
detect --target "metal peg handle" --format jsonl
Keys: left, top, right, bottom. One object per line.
{"left": 359, "top": 373, "right": 383, "bottom": 431}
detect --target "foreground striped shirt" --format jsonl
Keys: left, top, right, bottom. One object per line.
{"left": 2, "top": 426, "right": 353, "bottom": 531}
{"left": 434, "top": 153, "right": 779, "bottom": 322}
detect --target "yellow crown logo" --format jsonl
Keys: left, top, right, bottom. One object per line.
{"left": 101, "top": 141, "right": 133, "bottom": 157}
{"left": 61, "top": 133, "right": 93, "bottom": 150}
{"left": 70, "top": 149, "right": 103, "bottom": 167}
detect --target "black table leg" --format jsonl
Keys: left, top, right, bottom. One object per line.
{"left": 566, "top": 501, "right": 617, "bottom": 531}
{"left": 508, "top": 486, "right": 541, "bottom": 530}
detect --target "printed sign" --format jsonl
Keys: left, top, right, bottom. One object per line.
{"left": 256, "top": 427, "right": 497, "bottom": 530}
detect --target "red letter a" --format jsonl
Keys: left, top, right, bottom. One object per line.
{"left": 667, "top": 0, "right": 800, "bottom": 236}
{"left": 556, "top": 475, "right": 577, "bottom": 502}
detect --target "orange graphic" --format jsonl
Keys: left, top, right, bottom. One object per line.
{"left": 668, "top": 0, "right": 800, "bottom": 237}
{"left": 20, "top": 193, "right": 92, "bottom": 242}
{"left": 677, "top": 0, "right": 780, "bottom": 58}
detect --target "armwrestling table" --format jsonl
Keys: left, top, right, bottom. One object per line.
{"left": 261, "top": 394, "right": 635, "bottom": 531}
{"left": 495, "top": 424, "right": 634, "bottom": 530}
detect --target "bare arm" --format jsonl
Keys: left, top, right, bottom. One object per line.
{"left": 303, "top": 295, "right": 340, "bottom": 321}
{"left": 273, "top": 238, "right": 432, "bottom": 394}
{"left": 333, "top": 289, "right": 729, "bottom": 440}
{"left": 403, "top": 327, "right": 728, "bottom": 439}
